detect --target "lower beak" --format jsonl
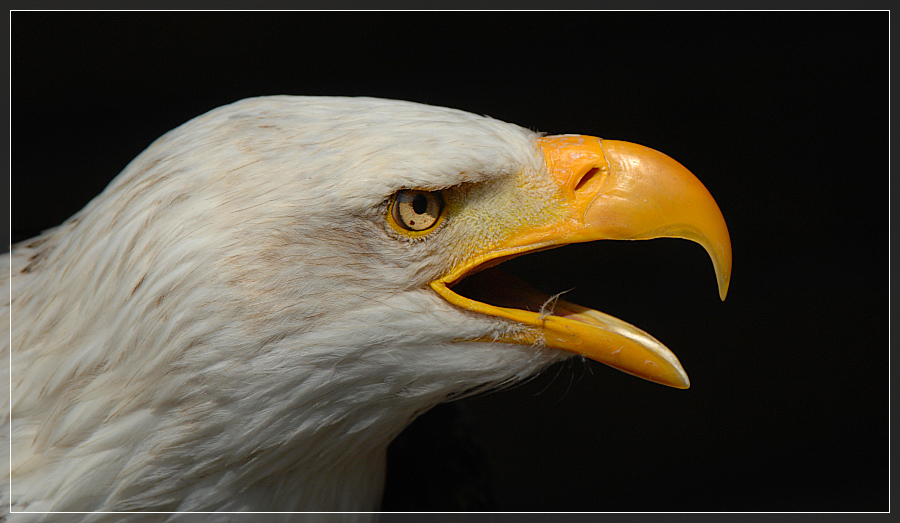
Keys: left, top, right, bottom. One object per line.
{"left": 432, "top": 135, "right": 732, "bottom": 389}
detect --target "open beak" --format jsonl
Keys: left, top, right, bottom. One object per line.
{"left": 431, "top": 135, "right": 732, "bottom": 389}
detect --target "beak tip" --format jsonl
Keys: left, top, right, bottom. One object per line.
{"left": 716, "top": 258, "right": 732, "bottom": 301}
{"left": 661, "top": 371, "right": 690, "bottom": 389}
{"left": 675, "top": 368, "right": 691, "bottom": 389}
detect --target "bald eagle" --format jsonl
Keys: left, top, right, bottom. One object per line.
{"left": 2, "top": 96, "right": 731, "bottom": 518}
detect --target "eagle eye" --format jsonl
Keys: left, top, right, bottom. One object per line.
{"left": 389, "top": 190, "right": 444, "bottom": 234}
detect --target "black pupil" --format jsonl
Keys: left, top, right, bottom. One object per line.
{"left": 412, "top": 193, "right": 429, "bottom": 214}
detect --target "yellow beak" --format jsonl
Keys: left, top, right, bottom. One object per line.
{"left": 431, "top": 135, "right": 732, "bottom": 389}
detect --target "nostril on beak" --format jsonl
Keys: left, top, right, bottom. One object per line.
{"left": 574, "top": 166, "right": 601, "bottom": 193}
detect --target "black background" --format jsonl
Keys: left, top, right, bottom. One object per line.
{"left": 9, "top": 10, "right": 889, "bottom": 512}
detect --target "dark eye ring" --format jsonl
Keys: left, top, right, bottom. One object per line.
{"left": 390, "top": 190, "right": 444, "bottom": 233}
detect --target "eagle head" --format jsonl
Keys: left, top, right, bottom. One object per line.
{"left": 4, "top": 96, "right": 730, "bottom": 516}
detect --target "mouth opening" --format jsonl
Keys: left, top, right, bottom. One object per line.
{"left": 432, "top": 241, "right": 693, "bottom": 389}
{"left": 444, "top": 244, "right": 612, "bottom": 326}
{"left": 451, "top": 266, "right": 569, "bottom": 318}
{"left": 447, "top": 239, "right": 712, "bottom": 325}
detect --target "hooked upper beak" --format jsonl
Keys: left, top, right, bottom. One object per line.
{"left": 431, "top": 135, "right": 732, "bottom": 389}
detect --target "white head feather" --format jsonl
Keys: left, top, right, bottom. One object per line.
{"left": 3, "top": 96, "right": 571, "bottom": 519}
